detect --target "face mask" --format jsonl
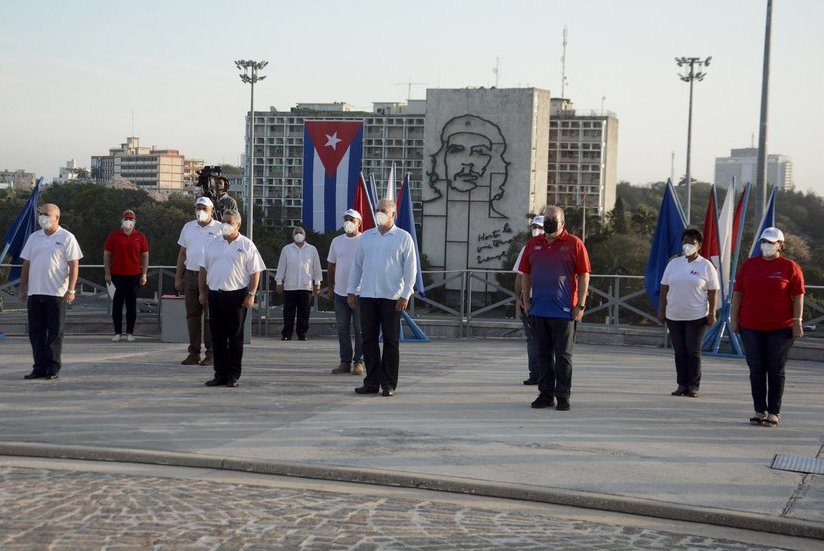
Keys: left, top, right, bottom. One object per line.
{"left": 543, "top": 220, "right": 559, "bottom": 234}
{"left": 122, "top": 220, "right": 135, "bottom": 230}
{"left": 760, "top": 242, "right": 778, "bottom": 257}
{"left": 531, "top": 228, "right": 544, "bottom": 237}
{"left": 682, "top": 243, "right": 698, "bottom": 257}
{"left": 38, "top": 215, "right": 53, "bottom": 230}
{"left": 343, "top": 221, "right": 356, "bottom": 234}
{"left": 293, "top": 233, "right": 305, "bottom": 244}
{"left": 221, "top": 222, "right": 235, "bottom": 237}
{"left": 375, "top": 211, "right": 389, "bottom": 226}
{"left": 196, "top": 210, "right": 210, "bottom": 223}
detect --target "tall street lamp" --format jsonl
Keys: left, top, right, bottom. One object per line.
{"left": 675, "top": 56, "right": 711, "bottom": 224}
{"left": 235, "top": 59, "right": 267, "bottom": 240}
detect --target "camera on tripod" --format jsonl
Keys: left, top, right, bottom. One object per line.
{"left": 196, "top": 165, "right": 225, "bottom": 203}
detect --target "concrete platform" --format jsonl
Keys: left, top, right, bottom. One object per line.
{"left": 0, "top": 335, "right": 822, "bottom": 541}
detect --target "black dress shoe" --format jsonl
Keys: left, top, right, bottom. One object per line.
{"left": 226, "top": 379, "right": 239, "bottom": 387}
{"left": 555, "top": 397, "right": 571, "bottom": 411}
{"left": 297, "top": 335, "right": 307, "bottom": 341}
{"left": 523, "top": 378, "right": 538, "bottom": 385}
{"left": 281, "top": 336, "right": 291, "bottom": 341}
{"left": 531, "top": 394, "right": 555, "bottom": 409}
{"left": 205, "top": 378, "right": 226, "bottom": 387}
{"left": 354, "top": 385, "right": 379, "bottom": 394}
{"left": 382, "top": 388, "right": 395, "bottom": 397}
{"left": 24, "top": 372, "right": 55, "bottom": 380}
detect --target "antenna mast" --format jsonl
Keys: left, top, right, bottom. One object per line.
{"left": 560, "top": 25, "right": 568, "bottom": 98}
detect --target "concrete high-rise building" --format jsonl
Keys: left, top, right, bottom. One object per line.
{"left": 714, "top": 148, "right": 793, "bottom": 190}
{"left": 247, "top": 101, "right": 426, "bottom": 228}
{"left": 547, "top": 98, "right": 618, "bottom": 215}
{"left": 247, "top": 88, "right": 619, "bottom": 270}
{"left": 91, "top": 137, "right": 185, "bottom": 191}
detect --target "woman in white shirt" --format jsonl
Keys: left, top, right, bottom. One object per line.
{"left": 657, "top": 229, "right": 720, "bottom": 398}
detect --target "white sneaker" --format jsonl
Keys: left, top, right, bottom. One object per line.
{"left": 112, "top": 334, "right": 122, "bottom": 342}
{"left": 126, "top": 334, "right": 135, "bottom": 342}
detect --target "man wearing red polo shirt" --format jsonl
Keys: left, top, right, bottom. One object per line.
{"left": 519, "top": 205, "right": 590, "bottom": 411}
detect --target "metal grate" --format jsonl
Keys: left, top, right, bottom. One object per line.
{"left": 771, "top": 454, "right": 824, "bottom": 475}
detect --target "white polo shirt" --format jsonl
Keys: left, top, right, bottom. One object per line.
{"left": 200, "top": 234, "right": 266, "bottom": 292}
{"left": 347, "top": 225, "right": 417, "bottom": 300}
{"left": 327, "top": 233, "right": 362, "bottom": 297}
{"left": 275, "top": 242, "right": 322, "bottom": 291}
{"left": 661, "top": 255, "right": 720, "bottom": 321}
{"left": 177, "top": 219, "right": 221, "bottom": 271}
{"left": 20, "top": 227, "right": 84, "bottom": 297}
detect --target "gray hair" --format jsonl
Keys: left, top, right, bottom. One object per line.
{"left": 543, "top": 205, "right": 564, "bottom": 221}
{"left": 223, "top": 209, "right": 242, "bottom": 225}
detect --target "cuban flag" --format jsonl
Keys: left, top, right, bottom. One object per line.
{"left": 302, "top": 120, "right": 364, "bottom": 232}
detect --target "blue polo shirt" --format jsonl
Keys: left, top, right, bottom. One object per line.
{"left": 518, "top": 230, "right": 591, "bottom": 319}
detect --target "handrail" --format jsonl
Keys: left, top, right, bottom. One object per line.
{"left": 2, "top": 264, "right": 822, "bottom": 335}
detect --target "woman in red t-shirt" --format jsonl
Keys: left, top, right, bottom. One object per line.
{"left": 103, "top": 210, "right": 149, "bottom": 342}
{"left": 731, "top": 227, "right": 805, "bottom": 427}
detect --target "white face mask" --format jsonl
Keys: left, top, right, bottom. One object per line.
{"left": 682, "top": 243, "right": 698, "bottom": 257}
{"left": 38, "top": 215, "right": 53, "bottom": 230}
{"left": 531, "top": 228, "right": 544, "bottom": 237}
{"left": 375, "top": 211, "right": 389, "bottom": 227}
{"left": 196, "top": 209, "right": 211, "bottom": 223}
{"left": 221, "top": 222, "right": 235, "bottom": 237}
{"left": 293, "top": 233, "right": 305, "bottom": 244}
{"left": 343, "top": 220, "right": 357, "bottom": 234}
{"left": 760, "top": 242, "right": 778, "bottom": 257}
{"left": 122, "top": 219, "right": 135, "bottom": 230}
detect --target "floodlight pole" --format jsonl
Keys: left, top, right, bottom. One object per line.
{"left": 235, "top": 59, "right": 267, "bottom": 240}
{"left": 675, "top": 56, "right": 711, "bottom": 224}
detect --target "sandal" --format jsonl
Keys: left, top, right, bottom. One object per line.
{"left": 750, "top": 412, "right": 767, "bottom": 426}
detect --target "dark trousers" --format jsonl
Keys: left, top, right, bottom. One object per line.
{"left": 283, "top": 290, "right": 311, "bottom": 339}
{"left": 666, "top": 317, "right": 707, "bottom": 390}
{"left": 111, "top": 274, "right": 139, "bottom": 334}
{"left": 360, "top": 297, "right": 401, "bottom": 391}
{"left": 532, "top": 316, "right": 576, "bottom": 398}
{"left": 521, "top": 313, "right": 540, "bottom": 380}
{"left": 184, "top": 270, "right": 211, "bottom": 354}
{"left": 739, "top": 327, "right": 794, "bottom": 415}
{"left": 27, "top": 295, "right": 66, "bottom": 376}
{"left": 208, "top": 289, "right": 248, "bottom": 382}
{"left": 335, "top": 293, "right": 363, "bottom": 363}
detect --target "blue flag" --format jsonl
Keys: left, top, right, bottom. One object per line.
{"left": 2, "top": 177, "right": 43, "bottom": 282}
{"left": 396, "top": 173, "right": 425, "bottom": 296}
{"left": 644, "top": 180, "right": 687, "bottom": 311}
{"left": 748, "top": 187, "right": 777, "bottom": 258}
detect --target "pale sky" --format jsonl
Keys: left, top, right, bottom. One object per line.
{"left": 1, "top": 0, "right": 823, "bottom": 194}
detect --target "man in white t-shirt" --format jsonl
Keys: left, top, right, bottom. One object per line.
{"left": 175, "top": 196, "right": 221, "bottom": 366}
{"left": 512, "top": 215, "right": 544, "bottom": 385}
{"left": 198, "top": 210, "right": 266, "bottom": 387}
{"left": 19, "top": 203, "right": 84, "bottom": 380}
{"left": 327, "top": 209, "right": 364, "bottom": 376}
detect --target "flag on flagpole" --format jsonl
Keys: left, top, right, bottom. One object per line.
{"left": 367, "top": 172, "right": 379, "bottom": 209}
{"left": 1, "top": 177, "right": 43, "bottom": 282}
{"left": 385, "top": 162, "right": 396, "bottom": 201}
{"left": 715, "top": 182, "right": 736, "bottom": 298}
{"left": 748, "top": 186, "right": 778, "bottom": 258}
{"left": 727, "top": 182, "right": 751, "bottom": 296}
{"left": 702, "top": 185, "right": 720, "bottom": 276}
{"left": 302, "top": 120, "right": 363, "bottom": 232}
{"left": 352, "top": 173, "right": 376, "bottom": 232}
{"left": 645, "top": 180, "right": 687, "bottom": 311}
{"left": 396, "top": 173, "right": 424, "bottom": 296}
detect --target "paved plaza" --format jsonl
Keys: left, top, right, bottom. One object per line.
{"left": 0, "top": 334, "right": 822, "bottom": 549}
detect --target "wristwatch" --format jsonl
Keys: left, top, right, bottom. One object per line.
{"left": 247, "top": 291, "right": 256, "bottom": 296}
